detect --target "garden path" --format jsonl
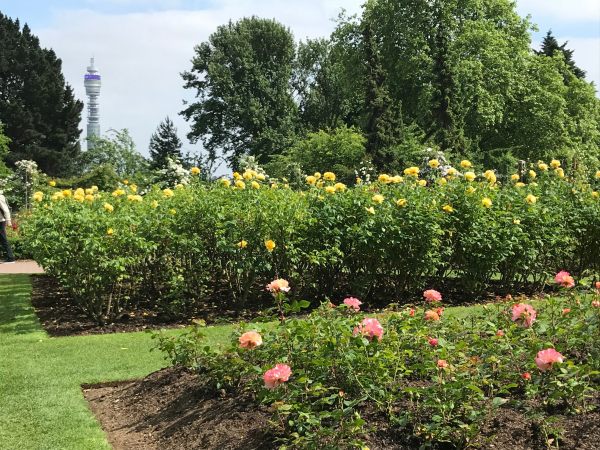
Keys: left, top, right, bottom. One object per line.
{"left": 0, "top": 260, "right": 44, "bottom": 274}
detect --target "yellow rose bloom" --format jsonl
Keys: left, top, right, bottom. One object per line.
{"left": 513, "top": 219, "right": 521, "bottom": 225}
{"left": 62, "top": 189, "right": 72, "bottom": 197}
{"left": 484, "top": 170, "right": 497, "bottom": 184}
{"left": 106, "top": 228, "right": 114, "bottom": 236}
{"left": 251, "top": 181, "right": 261, "bottom": 189}
{"left": 314, "top": 172, "right": 322, "bottom": 179}
{"left": 323, "top": 172, "right": 336, "bottom": 181}
{"left": 334, "top": 182, "right": 346, "bottom": 192}
{"left": 74, "top": 188, "right": 84, "bottom": 197}
{"left": 526, "top": 194, "right": 537, "bottom": 205}
{"left": 460, "top": 160, "right": 472, "bottom": 169}
{"left": 73, "top": 194, "right": 85, "bottom": 203}
{"left": 85, "top": 188, "right": 94, "bottom": 195}
{"left": 305, "top": 175, "right": 317, "bottom": 185}
{"left": 550, "top": 159, "right": 561, "bottom": 169}
{"left": 128, "top": 194, "right": 143, "bottom": 202}
{"left": 325, "top": 185, "right": 336, "bottom": 194}
{"left": 220, "top": 178, "right": 231, "bottom": 187}
{"left": 163, "top": 188, "right": 174, "bottom": 198}
{"left": 84, "top": 194, "right": 95, "bottom": 202}
{"left": 130, "top": 184, "right": 138, "bottom": 193}
{"left": 243, "top": 171, "right": 254, "bottom": 180}
{"left": 443, "top": 205, "right": 454, "bottom": 213}
{"left": 555, "top": 168, "right": 565, "bottom": 178}
{"left": 396, "top": 198, "right": 407, "bottom": 207}
{"left": 438, "top": 177, "right": 447, "bottom": 185}
{"left": 112, "top": 189, "right": 125, "bottom": 197}
{"left": 464, "top": 172, "right": 476, "bottom": 182}
{"left": 271, "top": 183, "right": 278, "bottom": 189}
{"left": 191, "top": 166, "right": 201, "bottom": 175}
{"left": 237, "top": 240, "right": 248, "bottom": 249}
{"left": 316, "top": 180, "right": 324, "bottom": 188}
{"left": 528, "top": 170, "right": 536, "bottom": 179}
{"left": 592, "top": 191, "right": 599, "bottom": 199}
{"left": 538, "top": 163, "right": 548, "bottom": 171}
{"left": 49, "top": 180, "right": 56, "bottom": 187}
{"left": 365, "top": 206, "right": 375, "bottom": 214}
{"left": 378, "top": 174, "right": 391, "bottom": 183}
{"left": 511, "top": 174, "right": 520, "bottom": 181}
{"left": 595, "top": 170, "right": 600, "bottom": 179}
{"left": 356, "top": 177, "right": 363, "bottom": 185}
{"left": 256, "top": 173, "right": 266, "bottom": 181}
{"left": 428, "top": 159, "right": 440, "bottom": 169}
{"left": 265, "top": 239, "right": 276, "bottom": 252}
{"left": 466, "top": 186, "right": 476, "bottom": 194}
{"left": 32, "top": 191, "right": 44, "bottom": 202}
{"left": 482, "top": 197, "right": 492, "bottom": 208}
{"left": 235, "top": 180, "right": 246, "bottom": 190}
{"left": 372, "top": 194, "right": 384, "bottom": 204}
{"left": 123, "top": 179, "right": 129, "bottom": 185}
{"left": 391, "top": 175, "right": 403, "bottom": 183}
{"left": 175, "top": 184, "right": 184, "bottom": 190}
{"left": 52, "top": 192, "right": 64, "bottom": 201}
{"left": 515, "top": 182, "right": 525, "bottom": 188}
{"left": 233, "top": 171, "right": 242, "bottom": 180}
{"left": 446, "top": 167, "right": 457, "bottom": 177}
{"left": 91, "top": 185, "right": 99, "bottom": 193}
{"left": 169, "top": 208, "right": 177, "bottom": 215}
{"left": 403, "top": 166, "right": 419, "bottom": 177}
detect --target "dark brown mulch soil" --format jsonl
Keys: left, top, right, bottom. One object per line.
{"left": 83, "top": 367, "right": 275, "bottom": 450}
{"left": 30, "top": 275, "right": 269, "bottom": 337}
{"left": 85, "top": 367, "right": 600, "bottom": 450}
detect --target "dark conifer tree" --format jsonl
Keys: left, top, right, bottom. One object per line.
{"left": 149, "top": 116, "right": 183, "bottom": 169}
{"left": 538, "top": 30, "right": 586, "bottom": 79}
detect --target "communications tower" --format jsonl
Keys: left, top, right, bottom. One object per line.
{"left": 84, "top": 57, "right": 101, "bottom": 149}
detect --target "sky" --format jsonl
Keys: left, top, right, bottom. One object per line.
{"left": 0, "top": 0, "right": 599, "bottom": 165}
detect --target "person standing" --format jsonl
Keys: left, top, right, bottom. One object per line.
{"left": 0, "top": 191, "right": 15, "bottom": 263}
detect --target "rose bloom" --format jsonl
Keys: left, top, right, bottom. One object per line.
{"left": 562, "top": 308, "right": 571, "bottom": 315}
{"left": 428, "top": 337, "right": 439, "bottom": 346}
{"left": 239, "top": 331, "right": 263, "bottom": 349}
{"left": 372, "top": 194, "right": 385, "bottom": 204}
{"left": 511, "top": 303, "right": 537, "bottom": 328}
{"left": 424, "top": 310, "right": 440, "bottom": 321}
{"left": 496, "top": 329, "right": 505, "bottom": 337}
{"left": 592, "top": 300, "right": 600, "bottom": 308}
{"left": 535, "top": 348, "right": 564, "bottom": 372}
{"left": 409, "top": 308, "right": 416, "bottom": 317}
{"left": 266, "top": 278, "right": 290, "bottom": 293}
{"left": 436, "top": 307, "right": 444, "bottom": 317}
{"left": 437, "top": 359, "right": 449, "bottom": 369}
{"left": 555, "top": 270, "right": 575, "bottom": 288}
{"left": 343, "top": 297, "right": 362, "bottom": 311}
{"left": 263, "top": 364, "right": 292, "bottom": 389}
{"left": 423, "top": 289, "right": 442, "bottom": 303}
{"left": 353, "top": 318, "right": 384, "bottom": 341}
{"left": 264, "top": 239, "right": 276, "bottom": 252}
{"left": 522, "top": 372, "right": 531, "bottom": 381}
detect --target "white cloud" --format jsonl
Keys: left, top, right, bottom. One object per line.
{"left": 517, "top": 0, "right": 600, "bottom": 22}
{"left": 36, "top": 1, "right": 363, "bottom": 162}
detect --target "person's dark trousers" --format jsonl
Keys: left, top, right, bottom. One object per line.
{"left": 0, "top": 221, "right": 15, "bottom": 261}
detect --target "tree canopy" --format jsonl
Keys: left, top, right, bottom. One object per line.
{"left": 149, "top": 116, "right": 183, "bottom": 170}
{"left": 0, "top": 13, "right": 83, "bottom": 176}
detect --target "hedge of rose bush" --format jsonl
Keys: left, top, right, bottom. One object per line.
{"left": 21, "top": 162, "right": 600, "bottom": 323}
{"left": 153, "top": 275, "right": 600, "bottom": 448}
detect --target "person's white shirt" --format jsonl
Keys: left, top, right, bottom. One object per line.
{"left": 0, "top": 192, "right": 12, "bottom": 227}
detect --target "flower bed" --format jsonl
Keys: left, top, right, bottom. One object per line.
{"left": 21, "top": 162, "right": 600, "bottom": 323}
{"left": 150, "top": 277, "right": 600, "bottom": 448}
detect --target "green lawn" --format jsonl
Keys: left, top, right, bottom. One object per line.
{"left": 0, "top": 274, "right": 233, "bottom": 450}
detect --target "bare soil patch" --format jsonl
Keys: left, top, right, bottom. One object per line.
{"left": 84, "top": 367, "right": 599, "bottom": 450}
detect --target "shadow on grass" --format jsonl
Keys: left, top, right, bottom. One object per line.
{"left": 0, "top": 274, "right": 43, "bottom": 336}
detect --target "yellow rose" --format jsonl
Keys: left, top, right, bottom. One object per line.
{"left": 220, "top": 178, "right": 231, "bottom": 187}
{"left": 443, "top": 205, "right": 454, "bottom": 213}
{"left": 305, "top": 175, "right": 317, "bottom": 185}
{"left": 482, "top": 197, "right": 492, "bottom": 208}
{"left": 323, "top": 172, "right": 336, "bottom": 181}
{"left": 391, "top": 175, "right": 403, "bottom": 183}
{"left": 403, "top": 166, "right": 419, "bottom": 177}
{"left": 233, "top": 172, "right": 242, "bottom": 180}
{"left": 356, "top": 177, "right": 363, "bottom": 185}
{"left": 592, "top": 191, "right": 599, "bottom": 199}
{"left": 169, "top": 208, "right": 177, "bottom": 215}
{"left": 73, "top": 194, "right": 85, "bottom": 203}
{"left": 128, "top": 194, "right": 143, "bottom": 202}
{"left": 85, "top": 188, "right": 94, "bottom": 195}
{"left": 151, "top": 200, "right": 159, "bottom": 208}
{"left": 466, "top": 186, "right": 476, "bottom": 194}
{"left": 237, "top": 240, "right": 248, "bottom": 249}
{"left": 372, "top": 194, "right": 384, "bottom": 204}
{"left": 48, "top": 180, "right": 56, "bottom": 187}
{"left": 175, "top": 184, "right": 184, "bottom": 190}
{"left": 91, "top": 185, "right": 99, "bottom": 192}
{"left": 112, "top": 189, "right": 125, "bottom": 197}
{"left": 32, "top": 191, "right": 44, "bottom": 202}
{"left": 538, "top": 163, "right": 548, "bottom": 171}
{"left": 52, "top": 192, "right": 64, "bottom": 201}
{"left": 526, "top": 194, "right": 537, "bottom": 204}
{"left": 365, "top": 206, "right": 375, "bottom": 214}
{"left": 235, "top": 180, "right": 246, "bottom": 190}
{"left": 251, "top": 181, "right": 260, "bottom": 189}
{"left": 271, "top": 183, "right": 278, "bottom": 189}
{"left": 428, "top": 159, "right": 440, "bottom": 169}
{"left": 555, "top": 168, "right": 565, "bottom": 178}
{"left": 123, "top": 179, "right": 129, "bottom": 185}
{"left": 62, "top": 189, "right": 72, "bottom": 197}
{"left": 550, "top": 159, "right": 561, "bottom": 169}
{"left": 378, "top": 174, "right": 391, "bottom": 183}
{"left": 418, "top": 179, "right": 427, "bottom": 187}
{"left": 484, "top": 170, "right": 497, "bottom": 184}
{"left": 129, "top": 184, "right": 138, "bottom": 193}
{"left": 191, "top": 166, "right": 201, "bottom": 175}
{"left": 106, "top": 228, "right": 114, "bottom": 236}
{"left": 256, "top": 173, "right": 266, "bottom": 181}
{"left": 325, "top": 185, "right": 336, "bottom": 194}
{"left": 595, "top": 170, "right": 600, "bottom": 179}
{"left": 464, "top": 172, "right": 476, "bottom": 182}
{"left": 334, "top": 182, "right": 346, "bottom": 192}
{"left": 460, "top": 160, "right": 472, "bottom": 169}
{"left": 265, "top": 239, "right": 276, "bottom": 252}
{"left": 511, "top": 174, "right": 520, "bottom": 181}
{"left": 314, "top": 172, "right": 322, "bottom": 179}
{"left": 163, "top": 188, "right": 174, "bottom": 198}
{"left": 438, "top": 177, "right": 447, "bottom": 185}
{"left": 446, "top": 167, "right": 457, "bottom": 177}
{"left": 243, "top": 170, "right": 254, "bottom": 180}
{"left": 84, "top": 194, "right": 94, "bottom": 203}
{"left": 513, "top": 219, "right": 521, "bottom": 225}
{"left": 396, "top": 198, "right": 407, "bottom": 207}
{"left": 528, "top": 170, "right": 536, "bottom": 179}
{"left": 515, "top": 182, "right": 525, "bottom": 188}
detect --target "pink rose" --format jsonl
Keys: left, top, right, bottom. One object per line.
{"left": 437, "top": 359, "right": 448, "bottom": 369}
{"left": 522, "top": 372, "right": 531, "bottom": 381}
{"left": 562, "top": 308, "right": 571, "bottom": 316}
{"left": 239, "top": 331, "right": 263, "bottom": 349}
{"left": 424, "top": 310, "right": 440, "bottom": 321}
{"left": 428, "top": 337, "right": 439, "bottom": 346}
{"left": 353, "top": 318, "right": 384, "bottom": 341}
{"left": 592, "top": 300, "right": 600, "bottom": 308}
{"left": 554, "top": 271, "right": 575, "bottom": 288}
{"left": 263, "top": 364, "right": 292, "bottom": 389}
{"left": 343, "top": 297, "right": 362, "bottom": 312}
{"left": 409, "top": 308, "right": 416, "bottom": 317}
{"left": 511, "top": 303, "right": 537, "bottom": 328}
{"left": 266, "top": 278, "right": 290, "bottom": 294}
{"left": 595, "top": 281, "right": 600, "bottom": 290}
{"left": 496, "top": 329, "right": 505, "bottom": 337}
{"left": 535, "top": 348, "right": 564, "bottom": 371}
{"left": 423, "top": 289, "right": 442, "bottom": 303}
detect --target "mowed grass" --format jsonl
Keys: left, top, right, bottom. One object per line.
{"left": 0, "top": 274, "right": 233, "bottom": 450}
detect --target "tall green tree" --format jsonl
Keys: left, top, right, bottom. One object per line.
{"left": 149, "top": 116, "right": 183, "bottom": 169}
{"left": 181, "top": 17, "right": 298, "bottom": 169}
{"left": 0, "top": 122, "right": 11, "bottom": 176}
{"left": 537, "top": 30, "right": 586, "bottom": 79}
{"left": 0, "top": 13, "right": 83, "bottom": 176}
{"left": 80, "top": 129, "right": 148, "bottom": 177}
